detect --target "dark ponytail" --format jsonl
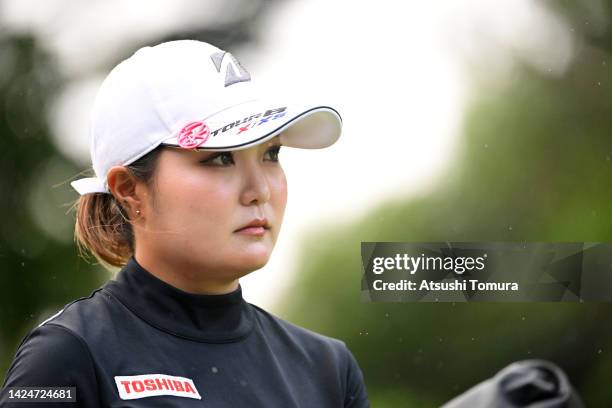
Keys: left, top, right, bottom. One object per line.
{"left": 72, "top": 145, "right": 165, "bottom": 268}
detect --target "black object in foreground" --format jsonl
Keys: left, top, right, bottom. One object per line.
{"left": 441, "top": 359, "right": 585, "bottom": 408}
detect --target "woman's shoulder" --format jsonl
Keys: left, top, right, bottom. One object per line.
{"left": 0, "top": 287, "right": 118, "bottom": 404}
{"left": 248, "top": 303, "right": 349, "bottom": 353}
{"left": 33, "top": 286, "right": 112, "bottom": 336}
{"left": 5, "top": 323, "right": 92, "bottom": 374}
{"left": 247, "top": 303, "right": 370, "bottom": 406}
{"left": 0, "top": 320, "right": 100, "bottom": 405}
{"left": 5, "top": 286, "right": 110, "bottom": 367}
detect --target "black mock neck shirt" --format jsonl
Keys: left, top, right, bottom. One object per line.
{"left": 0, "top": 256, "right": 369, "bottom": 407}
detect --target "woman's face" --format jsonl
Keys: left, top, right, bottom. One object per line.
{"left": 136, "top": 136, "right": 287, "bottom": 280}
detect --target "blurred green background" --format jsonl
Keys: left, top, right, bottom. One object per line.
{"left": 2, "top": 0, "right": 612, "bottom": 406}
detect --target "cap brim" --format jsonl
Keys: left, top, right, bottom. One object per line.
{"left": 161, "top": 99, "right": 342, "bottom": 151}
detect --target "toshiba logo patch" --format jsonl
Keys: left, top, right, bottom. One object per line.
{"left": 114, "top": 374, "right": 202, "bottom": 400}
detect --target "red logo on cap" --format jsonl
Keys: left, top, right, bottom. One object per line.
{"left": 177, "top": 121, "right": 210, "bottom": 149}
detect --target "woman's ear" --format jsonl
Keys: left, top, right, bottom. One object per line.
{"left": 107, "top": 166, "right": 143, "bottom": 216}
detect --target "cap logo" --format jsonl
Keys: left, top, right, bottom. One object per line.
{"left": 207, "top": 107, "right": 287, "bottom": 138}
{"left": 177, "top": 121, "right": 210, "bottom": 149}
{"left": 210, "top": 51, "right": 251, "bottom": 87}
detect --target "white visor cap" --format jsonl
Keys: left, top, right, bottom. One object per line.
{"left": 70, "top": 39, "right": 342, "bottom": 195}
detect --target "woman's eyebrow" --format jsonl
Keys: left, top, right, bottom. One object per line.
{"left": 194, "top": 150, "right": 222, "bottom": 159}
{"left": 266, "top": 137, "right": 283, "bottom": 146}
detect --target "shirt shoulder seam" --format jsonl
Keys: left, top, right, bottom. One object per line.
{"left": 37, "top": 287, "right": 106, "bottom": 327}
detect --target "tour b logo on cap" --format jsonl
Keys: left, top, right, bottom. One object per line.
{"left": 177, "top": 121, "right": 210, "bottom": 149}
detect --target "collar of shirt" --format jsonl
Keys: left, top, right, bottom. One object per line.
{"left": 102, "top": 256, "right": 255, "bottom": 343}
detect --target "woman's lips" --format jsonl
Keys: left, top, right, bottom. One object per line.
{"left": 235, "top": 226, "right": 267, "bottom": 236}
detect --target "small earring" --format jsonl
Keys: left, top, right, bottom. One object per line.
{"left": 136, "top": 209, "right": 141, "bottom": 215}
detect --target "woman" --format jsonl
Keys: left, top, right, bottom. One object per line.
{"left": 0, "top": 40, "right": 369, "bottom": 407}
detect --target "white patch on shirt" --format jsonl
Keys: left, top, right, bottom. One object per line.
{"left": 114, "top": 373, "right": 202, "bottom": 400}
{"left": 38, "top": 308, "right": 65, "bottom": 327}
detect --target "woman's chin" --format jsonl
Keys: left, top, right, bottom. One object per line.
{"left": 218, "top": 237, "right": 274, "bottom": 272}
{"left": 232, "top": 248, "right": 272, "bottom": 271}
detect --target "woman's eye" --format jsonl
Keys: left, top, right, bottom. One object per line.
{"left": 202, "top": 152, "right": 234, "bottom": 166}
{"left": 200, "top": 146, "right": 281, "bottom": 166}
{"left": 265, "top": 145, "right": 282, "bottom": 162}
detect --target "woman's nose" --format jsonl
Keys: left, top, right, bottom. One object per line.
{"left": 239, "top": 163, "right": 271, "bottom": 206}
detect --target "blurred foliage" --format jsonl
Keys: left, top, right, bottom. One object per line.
{"left": 280, "top": 1, "right": 612, "bottom": 407}
{"left": 0, "top": 33, "right": 108, "bottom": 378}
